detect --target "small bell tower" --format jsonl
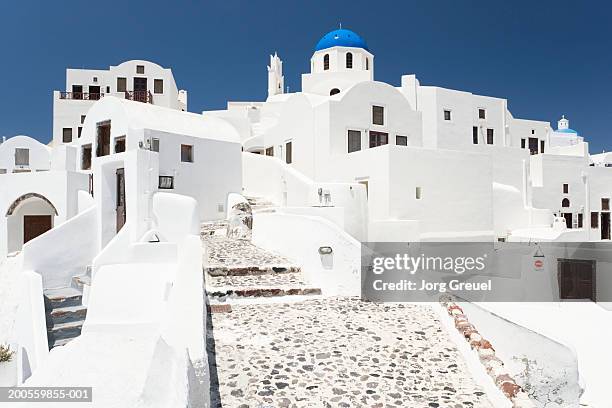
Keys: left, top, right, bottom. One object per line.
{"left": 267, "top": 52, "right": 284, "bottom": 98}
{"left": 558, "top": 115, "right": 569, "bottom": 130}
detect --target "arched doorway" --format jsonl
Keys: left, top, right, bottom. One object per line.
{"left": 5, "top": 193, "right": 58, "bottom": 252}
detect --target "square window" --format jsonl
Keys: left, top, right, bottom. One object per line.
{"left": 348, "top": 130, "right": 361, "bottom": 153}
{"left": 603, "top": 198, "right": 610, "bottom": 211}
{"left": 563, "top": 184, "right": 569, "bottom": 194}
{"left": 15, "top": 148, "right": 29, "bottom": 166}
{"left": 115, "top": 136, "right": 126, "bottom": 153}
{"left": 181, "top": 144, "right": 193, "bottom": 162}
{"left": 486, "top": 128, "right": 494, "bottom": 145}
{"left": 154, "top": 79, "right": 164, "bottom": 94}
{"left": 136, "top": 65, "right": 145, "bottom": 74}
{"left": 369, "top": 131, "right": 388, "bottom": 148}
{"left": 265, "top": 146, "right": 274, "bottom": 156}
{"left": 0, "top": 169, "right": 6, "bottom": 174}
{"left": 478, "top": 109, "right": 486, "bottom": 119}
{"left": 117, "top": 77, "right": 127, "bottom": 92}
{"left": 443, "top": 110, "right": 451, "bottom": 121}
{"left": 62, "top": 128, "right": 73, "bottom": 143}
{"left": 372, "top": 105, "right": 384, "bottom": 125}
{"left": 159, "top": 176, "right": 174, "bottom": 189}
{"left": 396, "top": 135, "right": 408, "bottom": 146}
{"left": 151, "top": 138, "right": 160, "bottom": 152}
{"left": 472, "top": 127, "right": 479, "bottom": 144}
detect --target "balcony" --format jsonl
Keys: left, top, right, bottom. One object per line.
{"left": 59, "top": 92, "right": 104, "bottom": 101}
{"left": 124, "top": 91, "right": 153, "bottom": 104}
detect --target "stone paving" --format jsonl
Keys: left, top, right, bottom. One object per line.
{"left": 209, "top": 297, "right": 492, "bottom": 408}
{"left": 207, "top": 272, "right": 307, "bottom": 288}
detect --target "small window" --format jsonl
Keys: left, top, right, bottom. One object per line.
{"left": 416, "top": 187, "right": 422, "bottom": 200}
{"left": 154, "top": 79, "right": 163, "bottom": 94}
{"left": 578, "top": 213, "right": 584, "bottom": 228}
{"left": 562, "top": 198, "right": 570, "bottom": 208}
{"left": 369, "top": 131, "right": 388, "bottom": 148}
{"left": 0, "top": 169, "right": 6, "bottom": 174}
{"left": 323, "top": 54, "right": 329, "bottom": 70}
{"left": 443, "top": 110, "right": 452, "bottom": 121}
{"left": 81, "top": 115, "right": 86, "bottom": 124}
{"left": 285, "top": 141, "right": 292, "bottom": 164}
{"left": 486, "top": 128, "right": 494, "bottom": 145}
{"left": 15, "top": 148, "right": 29, "bottom": 166}
{"left": 346, "top": 52, "right": 353, "bottom": 69}
{"left": 93, "top": 76, "right": 98, "bottom": 83}
{"left": 63, "top": 128, "right": 73, "bottom": 143}
{"left": 115, "top": 136, "right": 126, "bottom": 153}
{"left": 151, "top": 138, "right": 160, "bottom": 152}
{"left": 563, "top": 184, "right": 569, "bottom": 194}
{"left": 540, "top": 140, "right": 545, "bottom": 154}
{"left": 106, "top": 86, "right": 110, "bottom": 93}
{"left": 330, "top": 88, "right": 340, "bottom": 96}
{"left": 348, "top": 130, "right": 361, "bottom": 153}
{"left": 366, "top": 57, "right": 369, "bottom": 70}
{"left": 521, "top": 138, "right": 526, "bottom": 148}
{"left": 603, "top": 198, "right": 610, "bottom": 211}
{"left": 472, "top": 127, "right": 479, "bottom": 144}
{"left": 531, "top": 129, "right": 535, "bottom": 135}
{"left": 159, "top": 176, "right": 174, "bottom": 189}
{"left": 181, "top": 144, "right": 193, "bottom": 162}
{"left": 78, "top": 127, "right": 82, "bottom": 138}
{"left": 82, "top": 145, "right": 92, "bottom": 170}
{"left": 396, "top": 135, "right": 408, "bottom": 146}
{"left": 117, "top": 77, "right": 127, "bottom": 92}
{"left": 372, "top": 105, "right": 384, "bottom": 126}
{"left": 592, "top": 212, "right": 599, "bottom": 228}
{"left": 265, "top": 146, "right": 274, "bottom": 156}
{"left": 478, "top": 108, "right": 486, "bottom": 119}
{"left": 136, "top": 65, "right": 145, "bottom": 74}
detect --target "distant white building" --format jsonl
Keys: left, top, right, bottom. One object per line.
{"left": 52, "top": 60, "right": 187, "bottom": 147}
{"left": 0, "top": 135, "right": 51, "bottom": 174}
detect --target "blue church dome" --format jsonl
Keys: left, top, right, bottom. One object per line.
{"left": 315, "top": 29, "right": 369, "bottom": 51}
{"left": 557, "top": 128, "right": 578, "bottom": 134}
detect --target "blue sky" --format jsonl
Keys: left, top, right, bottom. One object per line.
{"left": 1, "top": 1, "right": 610, "bottom": 152}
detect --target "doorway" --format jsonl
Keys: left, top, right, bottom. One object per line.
{"left": 23, "top": 215, "right": 52, "bottom": 244}
{"left": 528, "top": 137, "right": 539, "bottom": 155}
{"left": 116, "top": 168, "right": 126, "bottom": 232}
{"left": 96, "top": 121, "right": 111, "bottom": 157}
{"left": 562, "top": 213, "right": 573, "bottom": 229}
{"left": 88, "top": 85, "right": 101, "bottom": 100}
{"left": 133, "top": 77, "right": 148, "bottom": 102}
{"left": 601, "top": 212, "right": 610, "bottom": 240}
{"left": 558, "top": 259, "right": 595, "bottom": 301}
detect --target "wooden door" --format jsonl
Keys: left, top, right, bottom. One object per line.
{"left": 558, "top": 260, "right": 595, "bottom": 301}
{"left": 116, "top": 168, "right": 126, "bottom": 232}
{"left": 562, "top": 213, "right": 572, "bottom": 229}
{"left": 23, "top": 215, "right": 52, "bottom": 243}
{"left": 133, "top": 77, "right": 148, "bottom": 102}
{"left": 602, "top": 212, "right": 611, "bottom": 240}
{"left": 88, "top": 85, "right": 101, "bottom": 100}
{"left": 96, "top": 122, "right": 111, "bottom": 157}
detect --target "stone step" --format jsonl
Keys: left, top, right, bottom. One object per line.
{"left": 51, "top": 338, "right": 75, "bottom": 348}
{"left": 208, "top": 286, "right": 322, "bottom": 302}
{"left": 206, "top": 265, "right": 300, "bottom": 277}
{"left": 44, "top": 287, "right": 83, "bottom": 309}
{"left": 48, "top": 320, "right": 84, "bottom": 342}
{"left": 50, "top": 305, "right": 88, "bottom": 325}
{"left": 71, "top": 274, "right": 91, "bottom": 291}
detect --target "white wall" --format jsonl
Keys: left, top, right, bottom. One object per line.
{"left": 0, "top": 136, "right": 51, "bottom": 174}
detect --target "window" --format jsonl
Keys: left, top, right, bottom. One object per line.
{"left": 63, "top": 128, "right": 73, "bottom": 143}
{"left": 151, "top": 138, "right": 160, "bottom": 152}
{"left": 366, "top": 57, "right": 369, "bottom": 70}
{"left": 154, "top": 79, "right": 163, "bottom": 94}
{"left": 115, "top": 136, "right": 126, "bottom": 153}
{"left": 531, "top": 129, "right": 535, "bottom": 135}
{"left": 81, "top": 115, "right": 86, "bottom": 124}
{"left": 592, "top": 212, "right": 599, "bottom": 228}
{"left": 181, "top": 144, "right": 193, "bottom": 162}
{"left": 72, "top": 85, "right": 83, "bottom": 99}
{"left": 323, "top": 54, "right": 329, "bottom": 70}
{"left": 136, "top": 65, "right": 145, "bottom": 74}
{"left": 348, "top": 130, "right": 361, "bottom": 153}
{"left": 473, "top": 127, "right": 479, "bottom": 144}
{"left": 562, "top": 198, "right": 570, "bottom": 208}
{"left": 96, "top": 121, "right": 111, "bottom": 157}
{"left": 563, "top": 184, "right": 569, "bottom": 194}
{"left": 82, "top": 145, "right": 92, "bottom": 170}
{"left": 578, "top": 213, "right": 584, "bottom": 228}
{"left": 265, "top": 146, "right": 274, "bottom": 156}
{"left": 369, "top": 131, "right": 388, "bottom": 148}
{"left": 159, "top": 176, "right": 174, "bottom": 189}
{"left": 285, "top": 141, "right": 292, "bottom": 164}
{"left": 346, "top": 52, "right": 353, "bottom": 68}
{"left": 443, "top": 110, "right": 451, "bottom": 121}
{"left": 415, "top": 187, "right": 422, "bottom": 200}
{"left": 396, "top": 135, "right": 408, "bottom": 146}
{"left": 486, "top": 128, "right": 494, "bottom": 145}
{"left": 372, "top": 105, "right": 384, "bottom": 125}
{"left": 78, "top": 127, "right": 82, "bottom": 138}
{"left": 117, "top": 77, "right": 127, "bottom": 92}
{"left": 106, "top": 86, "right": 110, "bottom": 93}
{"left": 478, "top": 108, "right": 486, "bottom": 119}
{"left": 330, "top": 88, "right": 340, "bottom": 96}
{"left": 15, "top": 148, "right": 29, "bottom": 166}
{"left": 603, "top": 198, "right": 610, "bottom": 211}
{"left": 540, "top": 140, "right": 545, "bottom": 154}
{"left": 0, "top": 169, "right": 6, "bottom": 174}
{"left": 521, "top": 138, "right": 526, "bottom": 148}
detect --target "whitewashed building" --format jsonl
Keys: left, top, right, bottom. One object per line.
{"left": 0, "top": 135, "right": 51, "bottom": 174}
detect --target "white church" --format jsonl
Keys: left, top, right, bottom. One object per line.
{"left": 0, "top": 28, "right": 611, "bottom": 407}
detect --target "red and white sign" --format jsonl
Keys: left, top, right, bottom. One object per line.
{"left": 534, "top": 259, "right": 544, "bottom": 271}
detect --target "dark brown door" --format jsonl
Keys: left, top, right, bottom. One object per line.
{"left": 133, "top": 77, "right": 148, "bottom": 102}
{"left": 602, "top": 212, "right": 611, "bottom": 240}
{"left": 528, "top": 137, "right": 539, "bottom": 155}
{"left": 23, "top": 215, "right": 52, "bottom": 244}
{"left": 72, "top": 85, "right": 83, "bottom": 100}
{"left": 88, "top": 85, "right": 101, "bottom": 100}
{"left": 96, "top": 121, "right": 111, "bottom": 157}
{"left": 563, "top": 213, "right": 573, "bottom": 229}
{"left": 558, "top": 260, "right": 595, "bottom": 301}
{"left": 116, "top": 168, "right": 126, "bottom": 232}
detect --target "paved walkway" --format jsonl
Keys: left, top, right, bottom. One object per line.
{"left": 208, "top": 298, "right": 492, "bottom": 408}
